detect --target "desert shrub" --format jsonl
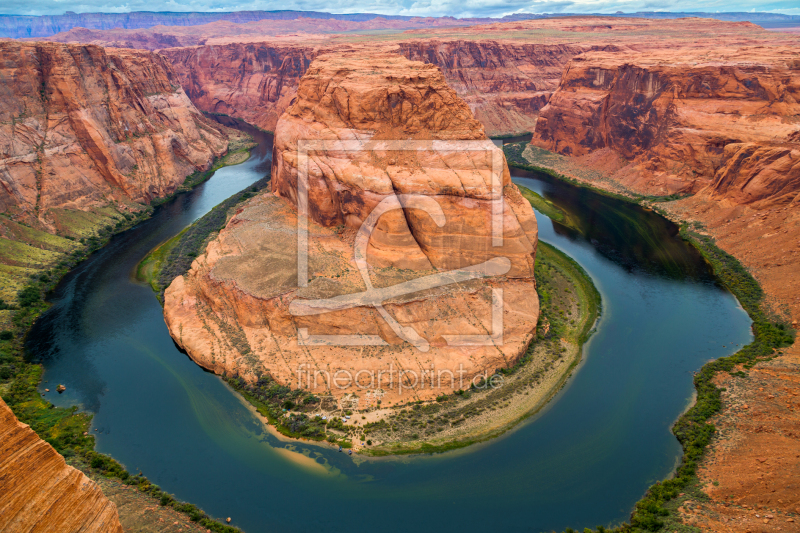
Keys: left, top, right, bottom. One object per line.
{"left": 17, "top": 286, "right": 41, "bottom": 308}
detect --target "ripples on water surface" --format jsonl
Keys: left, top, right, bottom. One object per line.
{"left": 29, "top": 124, "right": 752, "bottom": 533}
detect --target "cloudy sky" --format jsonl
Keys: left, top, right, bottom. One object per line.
{"left": 4, "top": 0, "right": 799, "bottom": 17}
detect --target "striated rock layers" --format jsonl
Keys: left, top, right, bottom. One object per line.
{"left": 0, "top": 397, "right": 123, "bottom": 533}
{"left": 532, "top": 46, "right": 800, "bottom": 206}
{"left": 397, "top": 41, "right": 618, "bottom": 136}
{"left": 162, "top": 43, "right": 317, "bottom": 135}
{"left": 162, "top": 40, "right": 589, "bottom": 136}
{"left": 0, "top": 42, "right": 229, "bottom": 230}
{"left": 164, "top": 52, "right": 540, "bottom": 402}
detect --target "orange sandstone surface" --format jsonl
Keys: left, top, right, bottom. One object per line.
{"left": 0, "top": 397, "right": 123, "bottom": 533}
{"left": 532, "top": 46, "right": 800, "bottom": 203}
{"left": 160, "top": 17, "right": 800, "bottom": 139}
{"left": 0, "top": 41, "right": 229, "bottom": 231}
{"left": 163, "top": 52, "right": 539, "bottom": 403}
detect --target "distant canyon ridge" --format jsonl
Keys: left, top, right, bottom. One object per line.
{"left": 3, "top": 9, "right": 799, "bottom": 39}
{"left": 157, "top": 17, "right": 800, "bottom": 207}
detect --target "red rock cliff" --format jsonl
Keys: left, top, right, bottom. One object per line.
{"left": 397, "top": 40, "right": 614, "bottom": 136}
{"left": 532, "top": 47, "right": 800, "bottom": 206}
{"left": 0, "top": 398, "right": 123, "bottom": 533}
{"left": 162, "top": 43, "right": 317, "bottom": 134}
{"left": 0, "top": 42, "right": 229, "bottom": 229}
{"left": 163, "top": 40, "right": 596, "bottom": 136}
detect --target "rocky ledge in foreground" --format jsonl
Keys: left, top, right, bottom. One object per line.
{"left": 164, "top": 52, "right": 539, "bottom": 404}
{"left": 0, "top": 397, "right": 123, "bottom": 533}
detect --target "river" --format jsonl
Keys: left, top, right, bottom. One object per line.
{"left": 29, "top": 124, "right": 752, "bottom": 533}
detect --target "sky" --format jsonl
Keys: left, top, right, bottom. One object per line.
{"left": 2, "top": 0, "right": 798, "bottom": 18}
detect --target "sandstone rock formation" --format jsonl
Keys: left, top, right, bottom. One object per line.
{"left": 0, "top": 42, "right": 229, "bottom": 231}
{"left": 0, "top": 397, "right": 123, "bottom": 533}
{"left": 396, "top": 41, "right": 591, "bottom": 136}
{"left": 160, "top": 17, "right": 798, "bottom": 141}
{"left": 164, "top": 52, "right": 539, "bottom": 402}
{"left": 162, "top": 43, "right": 317, "bottom": 134}
{"left": 163, "top": 40, "right": 588, "bottom": 137}
{"left": 532, "top": 46, "right": 800, "bottom": 206}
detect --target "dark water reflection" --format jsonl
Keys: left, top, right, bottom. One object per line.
{"left": 513, "top": 167, "right": 714, "bottom": 281}
{"left": 28, "top": 128, "right": 752, "bottom": 533}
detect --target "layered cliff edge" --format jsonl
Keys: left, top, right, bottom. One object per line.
{"left": 0, "top": 41, "right": 236, "bottom": 304}
{"left": 0, "top": 397, "right": 123, "bottom": 533}
{"left": 0, "top": 42, "right": 230, "bottom": 228}
{"left": 163, "top": 52, "right": 540, "bottom": 403}
{"left": 532, "top": 46, "right": 800, "bottom": 208}
{"left": 161, "top": 40, "right": 592, "bottom": 137}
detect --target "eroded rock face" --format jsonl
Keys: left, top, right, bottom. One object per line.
{"left": 163, "top": 40, "right": 590, "bottom": 136}
{"left": 162, "top": 43, "right": 317, "bottom": 134}
{"left": 397, "top": 41, "right": 608, "bottom": 136}
{"left": 164, "top": 52, "right": 539, "bottom": 402}
{"left": 0, "top": 42, "right": 229, "bottom": 229}
{"left": 532, "top": 47, "right": 800, "bottom": 206}
{"left": 0, "top": 398, "right": 123, "bottom": 533}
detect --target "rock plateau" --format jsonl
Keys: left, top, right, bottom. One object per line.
{"left": 164, "top": 52, "right": 540, "bottom": 403}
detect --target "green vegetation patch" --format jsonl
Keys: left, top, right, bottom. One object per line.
{"left": 48, "top": 207, "right": 127, "bottom": 239}
{"left": 0, "top": 218, "right": 76, "bottom": 253}
{"left": 0, "top": 264, "right": 36, "bottom": 304}
{"left": 517, "top": 184, "right": 579, "bottom": 230}
{"left": 0, "top": 236, "right": 64, "bottom": 268}
{"left": 225, "top": 375, "right": 351, "bottom": 447}
{"left": 136, "top": 228, "right": 187, "bottom": 293}
{"left": 140, "top": 176, "right": 271, "bottom": 299}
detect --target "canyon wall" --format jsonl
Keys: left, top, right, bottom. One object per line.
{"left": 162, "top": 43, "right": 317, "bottom": 135}
{"left": 0, "top": 42, "right": 230, "bottom": 231}
{"left": 164, "top": 52, "right": 539, "bottom": 402}
{"left": 532, "top": 47, "right": 800, "bottom": 206}
{"left": 397, "top": 41, "right": 593, "bottom": 136}
{"left": 0, "top": 398, "right": 123, "bottom": 533}
{"left": 163, "top": 40, "right": 592, "bottom": 136}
